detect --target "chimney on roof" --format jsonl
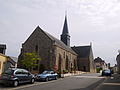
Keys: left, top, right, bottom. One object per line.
{"left": 0, "top": 44, "right": 6, "bottom": 54}
{"left": 90, "top": 42, "right": 92, "bottom": 47}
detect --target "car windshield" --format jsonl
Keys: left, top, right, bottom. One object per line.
{"left": 42, "top": 71, "right": 51, "bottom": 74}
{"left": 104, "top": 69, "right": 110, "bottom": 73}
{"left": 4, "top": 69, "right": 14, "bottom": 75}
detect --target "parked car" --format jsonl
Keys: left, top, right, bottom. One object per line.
{"left": 35, "top": 70, "right": 58, "bottom": 81}
{"left": 101, "top": 69, "right": 112, "bottom": 76}
{"left": 0, "top": 68, "right": 35, "bottom": 87}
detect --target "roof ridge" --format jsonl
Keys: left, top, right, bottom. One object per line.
{"left": 39, "top": 27, "right": 76, "bottom": 55}
{"left": 72, "top": 45, "right": 91, "bottom": 48}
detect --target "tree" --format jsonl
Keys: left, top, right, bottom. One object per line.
{"left": 21, "top": 52, "right": 41, "bottom": 71}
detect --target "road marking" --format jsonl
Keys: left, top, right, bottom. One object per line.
{"left": 3, "top": 79, "right": 63, "bottom": 90}
{"left": 103, "top": 83, "right": 120, "bottom": 86}
{"left": 73, "top": 76, "right": 106, "bottom": 79}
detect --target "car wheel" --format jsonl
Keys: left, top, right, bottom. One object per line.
{"left": 55, "top": 76, "right": 58, "bottom": 80}
{"left": 13, "top": 80, "right": 18, "bottom": 87}
{"left": 45, "top": 77, "right": 49, "bottom": 82}
{"left": 31, "top": 78, "right": 35, "bottom": 84}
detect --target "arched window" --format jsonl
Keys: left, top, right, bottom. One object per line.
{"left": 35, "top": 45, "right": 38, "bottom": 53}
{"left": 66, "top": 55, "right": 69, "bottom": 70}
{"left": 58, "top": 54, "right": 62, "bottom": 72}
{"left": 64, "top": 52, "right": 65, "bottom": 58}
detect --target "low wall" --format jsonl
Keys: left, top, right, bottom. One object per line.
{"left": 61, "top": 71, "right": 88, "bottom": 77}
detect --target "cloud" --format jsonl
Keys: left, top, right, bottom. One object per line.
{"left": 59, "top": 0, "right": 120, "bottom": 26}
{"left": 35, "top": 0, "right": 120, "bottom": 27}
{"left": 4, "top": 0, "right": 120, "bottom": 16}
{"left": 1, "top": 0, "right": 120, "bottom": 30}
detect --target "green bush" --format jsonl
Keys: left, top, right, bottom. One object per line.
{"left": 96, "top": 68, "right": 102, "bottom": 73}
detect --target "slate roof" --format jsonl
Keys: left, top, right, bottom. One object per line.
{"left": 62, "top": 15, "right": 69, "bottom": 35}
{"left": 71, "top": 46, "right": 91, "bottom": 58}
{"left": 37, "top": 26, "right": 77, "bottom": 55}
{"left": 94, "top": 57, "right": 104, "bottom": 63}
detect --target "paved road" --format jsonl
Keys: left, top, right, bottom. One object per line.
{"left": 96, "top": 74, "right": 120, "bottom": 90}
{"left": 0, "top": 73, "right": 105, "bottom": 90}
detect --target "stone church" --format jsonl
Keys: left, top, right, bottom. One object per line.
{"left": 18, "top": 16, "right": 77, "bottom": 74}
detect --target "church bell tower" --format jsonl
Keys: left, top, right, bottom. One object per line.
{"left": 61, "top": 15, "right": 70, "bottom": 46}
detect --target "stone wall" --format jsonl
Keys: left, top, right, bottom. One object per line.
{"left": 18, "top": 27, "right": 53, "bottom": 71}
{"left": 89, "top": 48, "right": 96, "bottom": 73}
{"left": 55, "top": 45, "right": 77, "bottom": 73}
{"left": 18, "top": 27, "right": 77, "bottom": 74}
{"left": 78, "top": 58, "right": 89, "bottom": 72}
{"left": 0, "top": 54, "right": 7, "bottom": 74}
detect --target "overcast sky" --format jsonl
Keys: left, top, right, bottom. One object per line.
{"left": 0, "top": 0, "right": 120, "bottom": 66}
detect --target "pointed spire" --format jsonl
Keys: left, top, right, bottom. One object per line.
{"left": 62, "top": 14, "right": 69, "bottom": 35}
{"left": 61, "top": 13, "right": 70, "bottom": 46}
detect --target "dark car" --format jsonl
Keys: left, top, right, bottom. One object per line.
{"left": 0, "top": 68, "right": 35, "bottom": 87}
{"left": 101, "top": 69, "right": 112, "bottom": 76}
{"left": 36, "top": 70, "right": 58, "bottom": 81}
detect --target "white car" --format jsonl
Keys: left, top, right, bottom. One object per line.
{"left": 101, "top": 69, "right": 111, "bottom": 76}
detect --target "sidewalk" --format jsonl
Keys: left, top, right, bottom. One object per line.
{"left": 96, "top": 74, "right": 120, "bottom": 90}
{"left": 61, "top": 71, "right": 87, "bottom": 77}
